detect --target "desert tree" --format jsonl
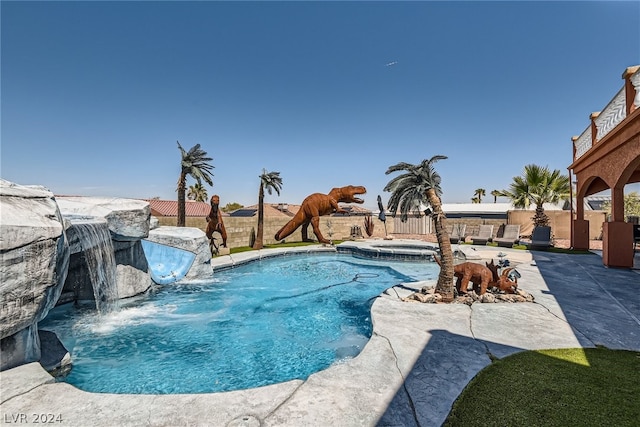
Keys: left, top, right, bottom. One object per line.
{"left": 384, "top": 155, "right": 454, "bottom": 301}
{"left": 253, "top": 169, "right": 283, "bottom": 249}
{"left": 176, "top": 141, "right": 214, "bottom": 227}
{"left": 501, "top": 164, "right": 570, "bottom": 228}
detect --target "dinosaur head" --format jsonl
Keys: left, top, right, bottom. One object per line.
{"left": 208, "top": 195, "right": 220, "bottom": 221}
{"left": 329, "top": 185, "right": 367, "bottom": 204}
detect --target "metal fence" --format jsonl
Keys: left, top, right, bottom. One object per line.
{"left": 392, "top": 215, "right": 432, "bottom": 235}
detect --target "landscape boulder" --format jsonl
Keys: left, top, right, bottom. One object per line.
{"left": 0, "top": 180, "right": 70, "bottom": 370}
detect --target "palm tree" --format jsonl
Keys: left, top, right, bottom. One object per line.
{"left": 176, "top": 141, "right": 214, "bottom": 227}
{"left": 471, "top": 196, "right": 480, "bottom": 204}
{"left": 491, "top": 190, "right": 501, "bottom": 203}
{"left": 187, "top": 182, "right": 208, "bottom": 202}
{"left": 473, "top": 188, "right": 486, "bottom": 203}
{"left": 384, "top": 155, "right": 454, "bottom": 302}
{"left": 501, "top": 164, "right": 570, "bottom": 228}
{"left": 253, "top": 169, "right": 283, "bottom": 249}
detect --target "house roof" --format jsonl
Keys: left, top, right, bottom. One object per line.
{"left": 230, "top": 203, "right": 299, "bottom": 218}
{"left": 144, "top": 199, "right": 222, "bottom": 218}
{"left": 440, "top": 202, "right": 569, "bottom": 214}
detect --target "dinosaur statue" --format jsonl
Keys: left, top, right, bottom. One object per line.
{"left": 206, "top": 195, "right": 227, "bottom": 255}
{"left": 274, "top": 185, "right": 367, "bottom": 244}
{"left": 435, "top": 257, "right": 519, "bottom": 295}
{"left": 485, "top": 261, "right": 519, "bottom": 294}
{"left": 435, "top": 257, "right": 494, "bottom": 295}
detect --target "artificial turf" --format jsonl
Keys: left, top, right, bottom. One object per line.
{"left": 444, "top": 347, "right": 640, "bottom": 427}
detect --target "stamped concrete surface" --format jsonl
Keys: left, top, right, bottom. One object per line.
{"left": 2, "top": 243, "right": 639, "bottom": 427}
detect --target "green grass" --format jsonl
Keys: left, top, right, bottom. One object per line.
{"left": 444, "top": 347, "right": 640, "bottom": 427}
{"left": 546, "top": 247, "right": 594, "bottom": 255}
{"left": 228, "top": 240, "right": 344, "bottom": 255}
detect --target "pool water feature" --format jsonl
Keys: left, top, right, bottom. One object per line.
{"left": 40, "top": 253, "right": 438, "bottom": 394}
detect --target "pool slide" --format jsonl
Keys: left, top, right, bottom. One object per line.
{"left": 141, "top": 239, "right": 196, "bottom": 285}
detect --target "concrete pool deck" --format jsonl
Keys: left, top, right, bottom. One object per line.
{"left": 2, "top": 240, "right": 639, "bottom": 426}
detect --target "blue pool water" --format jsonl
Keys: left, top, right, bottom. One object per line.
{"left": 40, "top": 253, "right": 438, "bottom": 394}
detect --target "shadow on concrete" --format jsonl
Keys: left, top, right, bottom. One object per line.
{"left": 377, "top": 329, "right": 522, "bottom": 427}
{"left": 530, "top": 251, "right": 640, "bottom": 351}
{"left": 377, "top": 251, "right": 640, "bottom": 427}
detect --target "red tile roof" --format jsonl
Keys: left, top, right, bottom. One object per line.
{"left": 144, "top": 199, "right": 221, "bottom": 218}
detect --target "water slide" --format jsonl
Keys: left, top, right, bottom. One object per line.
{"left": 141, "top": 239, "right": 196, "bottom": 285}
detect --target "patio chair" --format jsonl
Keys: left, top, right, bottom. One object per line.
{"left": 529, "top": 226, "right": 552, "bottom": 250}
{"left": 494, "top": 224, "right": 521, "bottom": 247}
{"left": 469, "top": 224, "right": 494, "bottom": 245}
{"left": 449, "top": 224, "right": 467, "bottom": 244}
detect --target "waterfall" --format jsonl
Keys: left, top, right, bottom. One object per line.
{"left": 70, "top": 218, "right": 119, "bottom": 313}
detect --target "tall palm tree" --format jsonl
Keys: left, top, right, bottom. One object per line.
{"left": 471, "top": 196, "right": 480, "bottom": 204}
{"left": 384, "top": 155, "right": 454, "bottom": 302}
{"left": 176, "top": 141, "right": 214, "bottom": 227}
{"left": 473, "top": 188, "right": 486, "bottom": 203}
{"left": 501, "top": 164, "right": 570, "bottom": 228}
{"left": 491, "top": 189, "right": 501, "bottom": 203}
{"left": 253, "top": 169, "right": 283, "bottom": 249}
{"left": 187, "top": 182, "right": 208, "bottom": 202}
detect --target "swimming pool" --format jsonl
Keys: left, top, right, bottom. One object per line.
{"left": 40, "top": 252, "right": 439, "bottom": 394}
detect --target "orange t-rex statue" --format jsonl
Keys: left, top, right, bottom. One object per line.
{"left": 274, "top": 185, "right": 367, "bottom": 244}
{"left": 205, "top": 195, "right": 227, "bottom": 254}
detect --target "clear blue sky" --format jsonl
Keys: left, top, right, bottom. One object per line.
{"left": 2, "top": 1, "right": 639, "bottom": 210}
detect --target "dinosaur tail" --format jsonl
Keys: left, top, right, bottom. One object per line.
{"left": 274, "top": 210, "right": 307, "bottom": 241}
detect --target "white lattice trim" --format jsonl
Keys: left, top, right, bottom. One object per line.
{"left": 594, "top": 88, "right": 626, "bottom": 141}
{"left": 630, "top": 68, "right": 640, "bottom": 108}
{"left": 574, "top": 127, "right": 592, "bottom": 159}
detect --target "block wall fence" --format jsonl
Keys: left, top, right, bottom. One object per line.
{"left": 157, "top": 215, "right": 393, "bottom": 248}
{"left": 157, "top": 210, "right": 606, "bottom": 249}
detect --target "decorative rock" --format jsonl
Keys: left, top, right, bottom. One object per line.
{"left": 112, "top": 240, "right": 152, "bottom": 298}
{"left": 480, "top": 293, "right": 497, "bottom": 303}
{"left": 146, "top": 226, "right": 212, "bottom": 279}
{"left": 149, "top": 216, "right": 159, "bottom": 230}
{"left": 0, "top": 180, "right": 69, "bottom": 371}
{"left": 56, "top": 196, "right": 150, "bottom": 241}
{"left": 400, "top": 282, "right": 534, "bottom": 305}
{"left": 38, "top": 330, "right": 71, "bottom": 377}
{"left": 403, "top": 292, "right": 441, "bottom": 303}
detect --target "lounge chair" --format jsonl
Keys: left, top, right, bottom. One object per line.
{"left": 469, "top": 224, "right": 494, "bottom": 245}
{"left": 449, "top": 224, "right": 467, "bottom": 244}
{"left": 529, "top": 226, "right": 552, "bottom": 250}
{"left": 494, "top": 224, "right": 521, "bottom": 247}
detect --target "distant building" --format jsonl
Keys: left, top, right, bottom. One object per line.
{"left": 144, "top": 199, "right": 219, "bottom": 218}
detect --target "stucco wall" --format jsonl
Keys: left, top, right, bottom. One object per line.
{"left": 507, "top": 210, "right": 606, "bottom": 240}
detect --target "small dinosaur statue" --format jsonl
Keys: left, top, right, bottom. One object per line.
{"left": 435, "top": 257, "right": 494, "bottom": 295}
{"left": 485, "top": 260, "right": 519, "bottom": 294}
{"left": 205, "top": 195, "right": 227, "bottom": 255}
{"left": 274, "top": 185, "right": 367, "bottom": 244}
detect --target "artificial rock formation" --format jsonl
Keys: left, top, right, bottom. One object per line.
{"left": 0, "top": 180, "right": 70, "bottom": 370}
{"left": 146, "top": 226, "right": 212, "bottom": 279}
{"left": 1, "top": 180, "right": 215, "bottom": 372}
{"left": 57, "top": 196, "right": 152, "bottom": 299}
